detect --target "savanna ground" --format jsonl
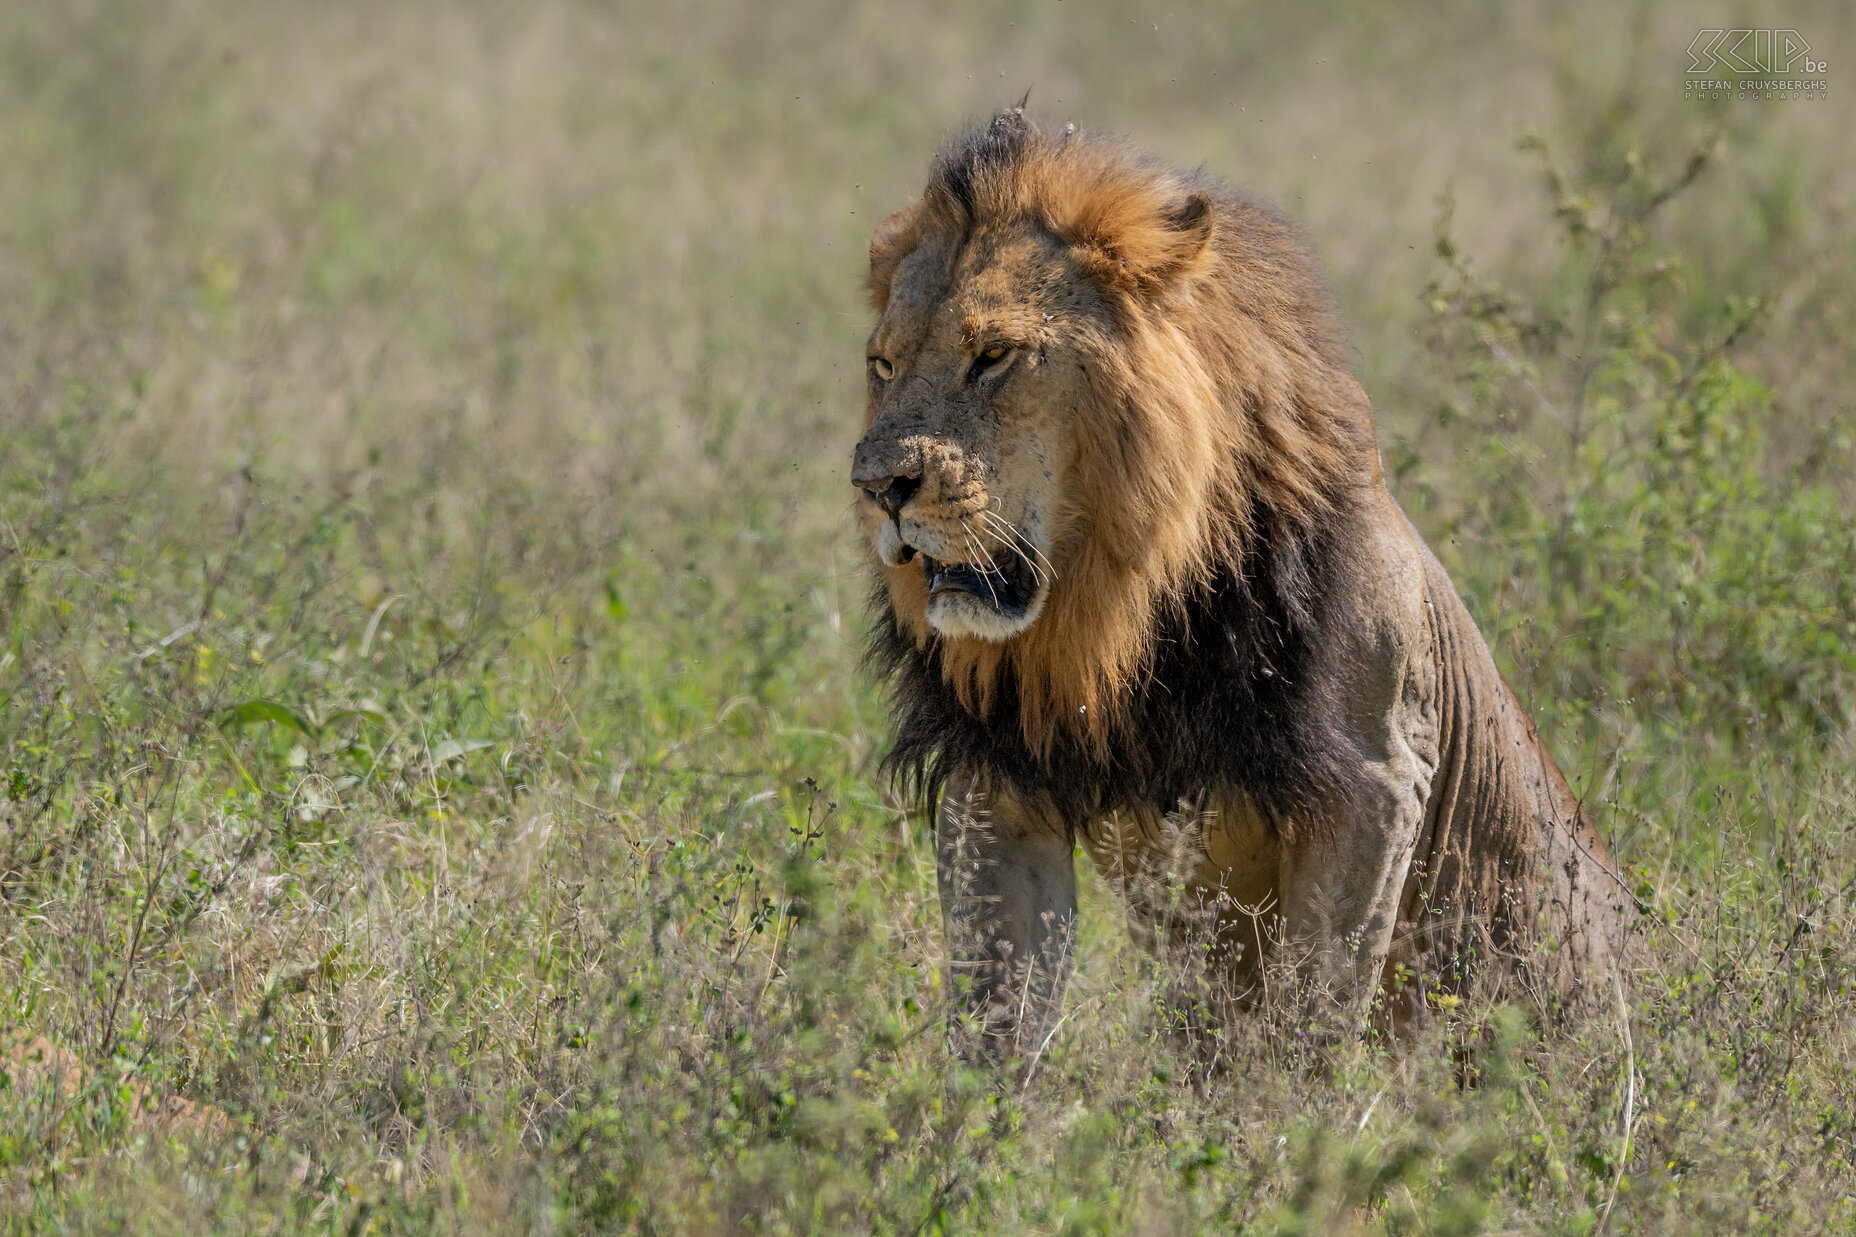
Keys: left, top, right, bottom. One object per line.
{"left": 3, "top": 2, "right": 1855, "bottom": 1232}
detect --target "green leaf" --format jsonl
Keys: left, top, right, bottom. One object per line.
{"left": 320, "top": 706, "right": 393, "bottom": 733}
{"left": 428, "top": 737, "right": 492, "bottom": 764}
{"left": 220, "top": 699, "right": 317, "bottom": 738}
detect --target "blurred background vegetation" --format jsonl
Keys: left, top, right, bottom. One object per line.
{"left": 1, "top": 1, "right": 1853, "bottom": 1231}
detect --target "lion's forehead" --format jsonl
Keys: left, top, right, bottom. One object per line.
{"left": 882, "top": 227, "right": 1078, "bottom": 348}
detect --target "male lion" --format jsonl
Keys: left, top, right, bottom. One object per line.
{"left": 853, "top": 110, "right": 1628, "bottom": 1063}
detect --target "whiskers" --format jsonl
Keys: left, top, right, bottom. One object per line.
{"left": 960, "top": 527, "right": 1005, "bottom": 610}
{"left": 975, "top": 508, "right": 1057, "bottom": 589}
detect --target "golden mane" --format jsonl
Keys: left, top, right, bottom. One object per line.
{"left": 868, "top": 113, "right": 1377, "bottom": 761}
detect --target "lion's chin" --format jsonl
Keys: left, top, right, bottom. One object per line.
{"left": 913, "top": 542, "right": 1047, "bottom": 642}
{"left": 925, "top": 587, "right": 1046, "bottom": 641}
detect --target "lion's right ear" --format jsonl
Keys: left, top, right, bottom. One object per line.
{"left": 1067, "top": 188, "right": 1216, "bottom": 297}
{"left": 868, "top": 201, "right": 926, "bottom": 314}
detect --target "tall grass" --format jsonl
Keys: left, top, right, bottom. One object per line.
{"left": 2, "top": 2, "right": 1854, "bottom": 1231}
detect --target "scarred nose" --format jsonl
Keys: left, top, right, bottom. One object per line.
{"left": 851, "top": 439, "right": 923, "bottom": 515}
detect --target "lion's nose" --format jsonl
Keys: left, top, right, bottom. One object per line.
{"left": 858, "top": 474, "right": 920, "bottom": 518}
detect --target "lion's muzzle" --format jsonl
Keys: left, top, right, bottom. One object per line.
{"left": 920, "top": 546, "right": 1039, "bottom": 618}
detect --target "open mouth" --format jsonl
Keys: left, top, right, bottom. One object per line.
{"left": 917, "top": 545, "right": 1040, "bottom": 617}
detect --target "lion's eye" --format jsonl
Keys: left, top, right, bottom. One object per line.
{"left": 969, "top": 345, "right": 1015, "bottom": 383}
{"left": 869, "top": 356, "right": 894, "bottom": 381}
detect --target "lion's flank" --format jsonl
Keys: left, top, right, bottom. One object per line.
{"left": 868, "top": 109, "right": 1380, "bottom": 837}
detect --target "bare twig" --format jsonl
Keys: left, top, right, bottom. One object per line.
{"left": 1595, "top": 971, "right": 1637, "bottom": 1234}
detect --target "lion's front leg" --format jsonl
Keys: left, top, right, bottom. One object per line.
{"left": 1277, "top": 673, "right": 1436, "bottom": 1022}
{"left": 1278, "top": 807, "right": 1419, "bottom": 1022}
{"left": 1272, "top": 517, "right": 1442, "bottom": 1026}
{"left": 936, "top": 767, "right": 1077, "bottom": 1071}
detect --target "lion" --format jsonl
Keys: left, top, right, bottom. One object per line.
{"left": 853, "top": 109, "right": 1629, "bottom": 1064}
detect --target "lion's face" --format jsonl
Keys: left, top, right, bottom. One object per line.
{"left": 853, "top": 221, "right": 1098, "bottom": 642}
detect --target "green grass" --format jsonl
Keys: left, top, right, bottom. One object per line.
{"left": 2, "top": 2, "right": 1855, "bottom": 1232}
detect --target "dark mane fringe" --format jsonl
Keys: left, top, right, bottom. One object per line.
{"left": 928, "top": 107, "right": 1035, "bottom": 224}
{"left": 870, "top": 494, "right": 1371, "bottom": 837}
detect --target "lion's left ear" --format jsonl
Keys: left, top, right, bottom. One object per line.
{"left": 868, "top": 200, "right": 926, "bottom": 314}
{"left": 1071, "top": 189, "right": 1216, "bottom": 295}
